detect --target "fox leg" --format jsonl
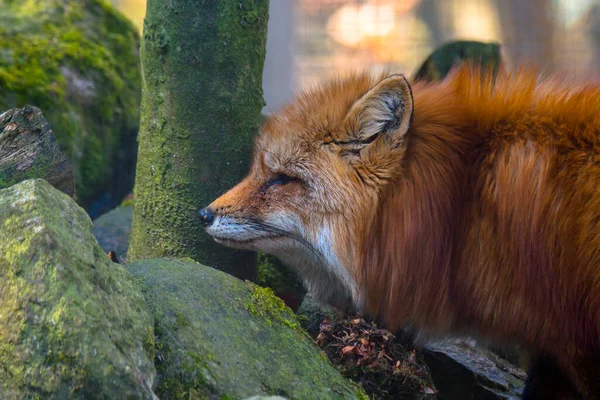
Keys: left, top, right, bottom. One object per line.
{"left": 522, "top": 354, "right": 578, "bottom": 400}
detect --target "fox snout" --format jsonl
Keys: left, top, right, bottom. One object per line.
{"left": 198, "top": 207, "right": 215, "bottom": 226}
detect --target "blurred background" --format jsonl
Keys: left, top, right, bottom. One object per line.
{"left": 2, "top": 0, "right": 598, "bottom": 216}
{"left": 112, "top": 0, "right": 600, "bottom": 113}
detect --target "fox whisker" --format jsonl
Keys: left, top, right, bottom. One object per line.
{"left": 243, "top": 218, "right": 327, "bottom": 266}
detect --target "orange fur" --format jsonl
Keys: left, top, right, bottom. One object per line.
{"left": 362, "top": 66, "right": 600, "bottom": 397}
{"left": 204, "top": 64, "right": 600, "bottom": 398}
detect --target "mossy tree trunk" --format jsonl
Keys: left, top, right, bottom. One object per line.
{"left": 128, "top": 0, "right": 269, "bottom": 281}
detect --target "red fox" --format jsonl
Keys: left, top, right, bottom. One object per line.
{"left": 200, "top": 65, "right": 600, "bottom": 399}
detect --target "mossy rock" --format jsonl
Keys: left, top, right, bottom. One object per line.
{"left": 126, "top": 258, "right": 367, "bottom": 400}
{"left": 0, "top": 0, "right": 141, "bottom": 208}
{"left": 0, "top": 179, "right": 156, "bottom": 399}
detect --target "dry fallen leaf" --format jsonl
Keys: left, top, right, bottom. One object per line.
{"left": 315, "top": 315, "right": 437, "bottom": 398}
{"left": 316, "top": 332, "right": 328, "bottom": 345}
{"left": 341, "top": 345, "right": 356, "bottom": 356}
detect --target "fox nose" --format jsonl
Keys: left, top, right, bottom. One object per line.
{"left": 199, "top": 207, "right": 215, "bottom": 226}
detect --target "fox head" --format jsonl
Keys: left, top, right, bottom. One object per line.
{"left": 200, "top": 73, "right": 414, "bottom": 310}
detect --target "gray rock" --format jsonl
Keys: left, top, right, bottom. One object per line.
{"left": 126, "top": 258, "right": 367, "bottom": 400}
{"left": 0, "top": 106, "right": 74, "bottom": 196}
{"left": 422, "top": 338, "right": 525, "bottom": 400}
{"left": 0, "top": 179, "right": 156, "bottom": 399}
{"left": 92, "top": 204, "right": 133, "bottom": 261}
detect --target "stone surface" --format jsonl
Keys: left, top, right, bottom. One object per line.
{"left": 0, "top": 0, "right": 141, "bottom": 208}
{"left": 0, "top": 106, "right": 74, "bottom": 196}
{"left": 0, "top": 179, "right": 156, "bottom": 399}
{"left": 422, "top": 338, "right": 525, "bottom": 400}
{"left": 126, "top": 258, "right": 366, "bottom": 400}
{"left": 92, "top": 204, "right": 133, "bottom": 262}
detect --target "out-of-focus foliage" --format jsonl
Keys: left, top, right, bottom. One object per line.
{"left": 412, "top": 40, "right": 502, "bottom": 82}
{"left": 0, "top": 0, "right": 141, "bottom": 208}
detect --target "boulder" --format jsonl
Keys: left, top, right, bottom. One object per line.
{"left": 422, "top": 338, "right": 526, "bottom": 400}
{"left": 92, "top": 204, "right": 133, "bottom": 262}
{"left": 126, "top": 258, "right": 366, "bottom": 400}
{"left": 0, "top": 106, "right": 74, "bottom": 196}
{"left": 0, "top": 179, "right": 156, "bottom": 399}
{"left": 0, "top": 0, "right": 141, "bottom": 209}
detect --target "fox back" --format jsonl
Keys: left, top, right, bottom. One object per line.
{"left": 202, "top": 65, "right": 600, "bottom": 398}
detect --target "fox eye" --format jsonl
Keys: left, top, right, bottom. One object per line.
{"left": 266, "top": 173, "right": 297, "bottom": 187}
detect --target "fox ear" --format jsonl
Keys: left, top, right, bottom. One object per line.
{"left": 343, "top": 74, "right": 414, "bottom": 148}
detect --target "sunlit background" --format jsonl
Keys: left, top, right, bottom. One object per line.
{"left": 112, "top": 0, "right": 600, "bottom": 113}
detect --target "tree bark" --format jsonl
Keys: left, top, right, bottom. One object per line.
{"left": 127, "top": 0, "right": 269, "bottom": 281}
{"left": 0, "top": 106, "right": 75, "bottom": 197}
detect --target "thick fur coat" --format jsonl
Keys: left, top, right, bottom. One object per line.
{"left": 203, "top": 65, "right": 600, "bottom": 398}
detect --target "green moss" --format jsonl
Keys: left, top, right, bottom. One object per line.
{"left": 0, "top": 179, "right": 156, "bottom": 398}
{"left": 0, "top": 0, "right": 141, "bottom": 208}
{"left": 143, "top": 328, "right": 156, "bottom": 357}
{"left": 127, "top": 0, "right": 266, "bottom": 280}
{"left": 0, "top": 157, "right": 53, "bottom": 191}
{"left": 174, "top": 311, "right": 190, "bottom": 328}
{"left": 127, "top": 258, "right": 365, "bottom": 399}
{"left": 245, "top": 284, "right": 304, "bottom": 334}
{"left": 120, "top": 197, "right": 134, "bottom": 207}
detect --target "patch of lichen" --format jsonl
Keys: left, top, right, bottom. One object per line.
{"left": 0, "top": 0, "right": 141, "bottom": 208}
{"left": 0, "top": 179, "right": 156, "bottom": 398}
{"left": 244, "top": 284, "right": 305, "bottom": 335}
